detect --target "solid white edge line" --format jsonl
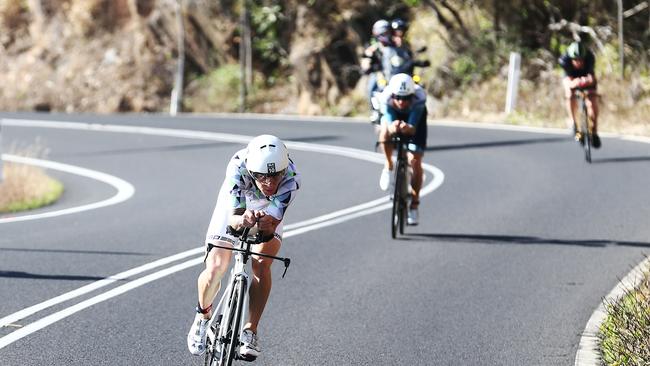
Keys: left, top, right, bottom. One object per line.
{"left": 0, "top": 119, "right": 445, "bottom": 349}
{"left": 0, "top": 155, "right": 135, "bottom": 223}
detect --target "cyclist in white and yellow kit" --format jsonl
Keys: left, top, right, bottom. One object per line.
{"left": 187, "top": 135, "right": 300, "bottom": 360}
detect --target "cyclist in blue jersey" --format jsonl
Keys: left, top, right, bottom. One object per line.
{"left": 187, "top": 135, "right": 300, "bottom": 360}
{"left": 377, "top": 73, "right": 427, "bottom": 225}
{"left": 559, "top": 41, "right": 601, "bottom": 148}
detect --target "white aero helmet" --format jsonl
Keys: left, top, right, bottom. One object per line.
{"left": 372, "top": 19, "right": 390, "bottom": 36}
{"left": 246, "top": 134, "right": 289, "bottom": 175}
{"left": 388, "top": 73, "right": 415, "bottom": 97}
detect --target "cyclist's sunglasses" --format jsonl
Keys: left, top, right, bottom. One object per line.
{"left": 251, "top": 169, "right": 286, "bottom": 180}
{"left": 392, "top": 94, "right": 412, "bottom": 101}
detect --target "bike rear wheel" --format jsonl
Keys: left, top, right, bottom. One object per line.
{"left": 204, "top": 321, "right": 219, "bottom": 366}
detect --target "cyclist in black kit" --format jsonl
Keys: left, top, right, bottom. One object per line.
{"left": 559, "top": 41, "right": 601, "bottom": 148}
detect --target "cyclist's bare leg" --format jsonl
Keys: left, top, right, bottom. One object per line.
{"left": 408, "top": 152, "right": 423, "bottom": 208}
{"left": 244, "top": 237, "right": 281, "bottom": 333}
{"left": 563, "top": 78, "right": 578, "bottom": 131}
{"left": 585, "top": 93, "right": 599, "bottom": 133}
{"left": 378, "top": 124, "right": 394, "bottom": 170}
{"left": 197, "top": 244, "right": 233, "bottom": 318}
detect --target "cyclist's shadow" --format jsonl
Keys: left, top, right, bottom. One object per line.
{"left": 398, "top": 232, "right": 650, "bottom": 248}
{"left": 590, "top": 155, "right": 650, "bottom": 164}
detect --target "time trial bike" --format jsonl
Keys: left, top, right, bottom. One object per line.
{"left": 202, "top": 227, "right": 291, "bottom": 366}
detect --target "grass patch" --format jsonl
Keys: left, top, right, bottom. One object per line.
{"left": 0, "top": 144, "right": 64, "bottom": 213}
{"left": 600, "top": 262, "right": 650, "bottom": 366}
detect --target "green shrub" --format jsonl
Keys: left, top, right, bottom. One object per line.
{"left": 600, "top": 266, "right": 650, "bottom": 366}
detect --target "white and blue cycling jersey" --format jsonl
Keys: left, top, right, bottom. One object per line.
{"left": 205, "top": 148, "right": 300, "bottom": 245}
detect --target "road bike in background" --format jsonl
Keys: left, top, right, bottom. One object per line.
{"left": 573, "top": 88, "right": 593, "bottom": 163}
{"left": 203, "top": 227, "right": 290, "bottom": 366}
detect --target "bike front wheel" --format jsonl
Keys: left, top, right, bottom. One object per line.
{"left": 391, "top": 160, "right": 406, "bottom": 238}
{"left": 219, "top": 277, "right": 247, "bottom": 366}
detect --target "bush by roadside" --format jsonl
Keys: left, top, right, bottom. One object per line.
{"left": 600, "top": 262, "right": 650, "bottom": 366}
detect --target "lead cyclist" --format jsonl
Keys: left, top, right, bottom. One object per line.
{"left": 187, "top": 135, "right": 300, "bottom": 361}
{"left": 377, "top": 73, "right": 427, "bottom": 226}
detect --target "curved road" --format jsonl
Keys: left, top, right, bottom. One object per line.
{"left": 1, "top": 112, "right": 649, "bottom": 365}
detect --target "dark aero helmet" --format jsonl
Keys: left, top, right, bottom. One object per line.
{"left": 391, "top": 18, "right": 409, "bottom": 33}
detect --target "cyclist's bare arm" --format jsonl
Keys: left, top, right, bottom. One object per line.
{"left": 569, "top": 74, "right": 596, "bottom": 89}
{"left": 389, "top": 120, "right": 415, "bottom": 136}
{"left": 228, "top": 208, "right": 257, "bottom": 231}
{"left": 228, "top": 209, "right": 280, "bottom": 238}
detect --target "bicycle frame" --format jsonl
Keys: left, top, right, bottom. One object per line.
{"left": 203, "top": 228, "right": 290, "bottom": 366}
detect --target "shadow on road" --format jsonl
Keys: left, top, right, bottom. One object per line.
{"left": 51, "top": 141, "right": 234, "bottom": 158}
{"left": 592, "top": 156, "right": 650, "bottom": 164}
{"left": 426, "top": 137, "right": 566, "bottom": 152}
{"left": 0, "top": 247, "right": 149, "bottom": 256}
{"left": 0, "top": 270, "right": 108, "bottom": 281}
{"left": 399, "top": 232, "right": 650, "bottom": 248}
{"left": 287, "top": 135, "right": 341, "bottom": 143}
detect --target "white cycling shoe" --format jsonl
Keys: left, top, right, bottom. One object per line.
{"left": 239, "top": 329, "right": 261, "bottom": 360}
{"left": 379, "top": 168, "right": 393, "bottom": 191}
{"left": 407, "top": 208, "right": 419, "bottom": 226}
{"left": 187, "top": 313, "right": 209, "bottom": 356}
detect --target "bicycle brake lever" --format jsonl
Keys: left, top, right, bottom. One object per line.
{"left": 281, "top": 258, "right": 291, "bottom": 278}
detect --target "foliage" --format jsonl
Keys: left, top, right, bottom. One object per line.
{"left": 250, "top": 2, "right": 288, "bottom": 68}
{"left": 600, "top": 265, "right": 650, "bottom": 366}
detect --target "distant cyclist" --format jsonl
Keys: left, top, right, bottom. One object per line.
{"left": 382, "top": 18, "right": 429, "bottom": 81}
{"left": 362, "top": 19, "right": 393, "bottom": 122}
{"left": 559, "top": 41, "right": 601, "bottom": 148}
{"left": 187, "top": 135, "right": 300, "bottom": 360}
{"left": 377, "top": 73, "right": 427, "bottom": 225}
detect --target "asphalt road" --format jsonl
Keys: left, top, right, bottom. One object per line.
{"left": 1, "top": 112, "right": 649, "bottom": 365}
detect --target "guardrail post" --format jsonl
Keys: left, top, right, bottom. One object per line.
{"left": 505, "top": 52, "right": 521, "bottom": 114}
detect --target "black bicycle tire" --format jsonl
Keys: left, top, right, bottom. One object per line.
{"left": 581, "top": 99, "right": 591, "bottom": 163}
{"left": 391, "top": 164, "right": 402, "bottom": 239}
{"left": 224, "top": 278, "right": 246, "bottom": 366}
{"left": 204, "top": 329, "right": 216, "bottom": 366}
{"left": 398, "top": 163, "right": 407, "bottom": 235}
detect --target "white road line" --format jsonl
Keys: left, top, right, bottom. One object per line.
{"left": 0, "top": 247, "right": 203, "bottom": 329}
{"left": 0, "top": 155, "right": 135, "bottom": 223}
{"left": 0, "top": 119, "right": 445, "bottom": 349}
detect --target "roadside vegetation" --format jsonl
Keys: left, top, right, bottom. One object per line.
{"left": 0, "top": 146, "right": 63, "bottom": 213}
{"left": 600, "top": 262, "right": 650, "bottom": 365}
